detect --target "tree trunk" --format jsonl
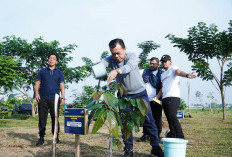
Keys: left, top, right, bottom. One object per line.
{"left": 220, "top": 88, "right": 226, "bottom": 120}
{"left": 220, "top": 61, "right": 226, "bottom": 120}
{"left": 22, "top": 85, "right": 35, "bottom": 117}
{"left": 109, "top": 134, "right": 113, "bottom": 157}
{"left": 97, "top": 79, "right": 101, "bottom": 92}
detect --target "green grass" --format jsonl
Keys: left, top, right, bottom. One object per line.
{"left": 0, "top": 110, "right": 231, "bottom": 157}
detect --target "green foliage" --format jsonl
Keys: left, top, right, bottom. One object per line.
{"left": 179, "top": 99, "right": 187, "bottom": 110}
{"left": 0, "top": 36, "right": 91, "bottom": 92}
{"left": 0, "top": 56, "right": 24, "bottom": 92}
{"left": 166, "top": 21, "right": 232, "bottom": 119}
{"left": 166, "top": 21, "right": 232, "bottom": 84}
{"left": 0, "top": 97, "right": 22, "bottom": 110}
{"left": 137, "top": 41, "right": 160, "bottom": 69}
{"left": 73, "top": 86, "right": 95, "bottom": 108}
{"left": 87, "top": 84, "right": 148, "bottom": 143}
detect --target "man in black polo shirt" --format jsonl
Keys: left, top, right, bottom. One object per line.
{"left": 35, "top": 53, "right": 65, "bottom": 146}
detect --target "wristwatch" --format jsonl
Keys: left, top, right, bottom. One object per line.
{"left": 186, "top": 74, "right": 189, "bottom": 78}
{"left": 116, "top": 68, "right": 121, "bottom": 74}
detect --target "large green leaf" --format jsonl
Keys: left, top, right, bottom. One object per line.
{"left": 114, "top": 110, "right": 123, "bottom": 128}
{"left": 86, "top": 99, "right": 101, "bottom": 109}
{"left": 135, "top": 110, "right": 145, "bottom": 124}
{"left": 88, "top": 103, "right": 104, "bottom": 111}
{"left": 129, "top": 99, "right": 137, "bottom": 107}
{"left": 92, "top": 109, "right": 107, "bottom": 134}
{"left": 91, "top": 108, "right": 105, "bottom": 121}
{"left": 134, "top": 125, "right": 140, "bottom": 133}
{"left": 93, "top": 91, "right": 102, "bottom": 100}
{"left": 107, "top": 111, "right": 119, "bottom": 138}
{"left": 137, "top": 99, "right": 146, "bottom": 116}
{"left": 130, "top": 111, "right": 140, "bottom": 126}
{"left": 118, "top": 99, "right": 129, "bottom": 110}
{"left": 107, "top": 111, "right": 117, "bottom": 132}
{"left": 141, "top": 99, "right": 148, "bottom": 114}
{"left": 123, "top": 124, "right": 131, "bottom": 140}
{"left": 103, "top": 93, "right": 118, "bottom": 108}
{"left": 126, "top": 120, "right": 134, "bottom": 132}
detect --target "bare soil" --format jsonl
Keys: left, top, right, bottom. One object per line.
{"left": 0, "top": 117, "right": 168, "bottom": 157}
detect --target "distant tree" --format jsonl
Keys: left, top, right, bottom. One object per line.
{"left": 0, "top": 56, "right": 24, "bottom": 92}
{"left": 137, "top": 41, "right": 160, "bottom": 69}
{"left": 166, "top": 21, "right": 232, "bottom": 120}
{"left": 207, "top": 92, "right": 218, "bottom": 110}
{"left": 178, "top": 99, "right": 187, "bottom": 110}
{"left": 195, "top": 91, "right": 204, "bottom": 106}
{"left": 73, "top": 86, "right": 95, "bottom": 108}
{"left": 0, "top": 36, "right": 91, "bottom": 116}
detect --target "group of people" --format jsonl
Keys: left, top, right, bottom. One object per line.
{"left": 34, "top": 38, "right": 196, "bottom": 157}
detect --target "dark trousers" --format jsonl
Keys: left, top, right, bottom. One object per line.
{"left": 150, "top": 101, "right": 162, "bottom": 136}
{"left": 38, "top": 98, "right": 60, "bottom": 137}
{"left": 121, "top": 90, "right": 160, "bottom": 151}
{"left": 162, "top": 97, "right": 184, "bottom": 139}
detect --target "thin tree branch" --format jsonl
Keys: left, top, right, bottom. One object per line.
{"left": 206, "top": 64, "right": 220, "bottom": 87}
{"left": 210, "top": 80, "right": 220, "bottom": 93}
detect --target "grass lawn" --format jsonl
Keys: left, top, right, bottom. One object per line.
{"left": 0, "top": 109, "right": 231, "bottom": 157}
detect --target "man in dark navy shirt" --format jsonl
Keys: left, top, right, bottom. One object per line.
{"left": 34, "top": 53, "right": 65, "bottom": 146}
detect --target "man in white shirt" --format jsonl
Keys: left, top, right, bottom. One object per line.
{"left": 156, "top": 54, "right": 196, "bottom": 138}
{"left": 137, "top": 57, "right": 163, "bottom": 142}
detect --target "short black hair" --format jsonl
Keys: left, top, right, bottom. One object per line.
{"left": 109, "top": 38, "right": 126, "bottom": 49}
{"left": 150, "top": 57, "right": 159, "bottom": 63}
{"left": 48, "top": 53, "right": 58, "bottom": 61}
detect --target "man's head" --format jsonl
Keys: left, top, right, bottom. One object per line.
{"left": 109, "top": 38, "right": 126, "bottom": 62}
{"left": 48, "top": 53, "right": 58, "bottom": 67}
{"left": 149, "top": 57, "right": 159, "bottom": 71}
{"left": 160, "top": 54, "right": 171, "bottom": 70}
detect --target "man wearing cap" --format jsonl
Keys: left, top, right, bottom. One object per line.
{"left": 103, "top": 38, "right": 164, "bottom": 157}
{"left": 156, "top": 54, "right": 196, "bottom": 139}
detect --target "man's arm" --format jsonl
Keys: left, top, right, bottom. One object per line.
{"left": 60, "top": 82, "right": 65, "bottom": 105}
{"left": 34, "top": 81, "right": 41, "bottom": 102}
{"left": 107, "top": 53, "right": 136, "bottom": 83}
{"left": 155, "top": 85, "right": 162, "bottom": 100}
{"left": 175, "top": 69, "right": 197, "bottom": 79}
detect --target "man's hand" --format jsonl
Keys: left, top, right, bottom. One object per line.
{"left": 187, "top": 72, "right": 197, "bottom": 79}
{"left": 60, "top": 99, "right": 65, "bottom": 106}
{"left": 35, "top": 94, "right": 40, "bottom": 102}
{"left": 107, "top": 70, "right": 118, "bottom": 83}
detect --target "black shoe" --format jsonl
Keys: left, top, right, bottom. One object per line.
{"left": 36, "top": 137, "right": 44, "bottom": 146}
{"left": 56, "top": 137, "right": 61, "bottom": 144}
{"left": 151, "top": 146, "right": 164, "bottom": 157}
{"left": 123, "top": 149, "right": 133, "bottom": 157}
{"left": 136, "top": 134, "right": 150, "bottom": 142}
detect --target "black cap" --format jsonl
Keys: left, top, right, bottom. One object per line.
{"left": 160, "top": 55, "right": 171, "bottom": 62}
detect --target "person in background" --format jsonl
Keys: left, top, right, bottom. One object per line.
{"left": 156, "top": 54, "right": 196, "bottom": 139}
{"left": 34, "top": 53, "right": 65, "bottom": 146}
{"left": 137, "top": 57, "right": 163, "bottom": 142}
{"left": 102, "top": 38, "right": 164, "bottom": 157}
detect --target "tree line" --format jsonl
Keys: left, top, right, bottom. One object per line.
{"left": 0, "top": 21, "right": 231, "bottom": 119}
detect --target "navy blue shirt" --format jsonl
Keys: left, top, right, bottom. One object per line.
{"left": 36, "top": 67, "right": 65, "bottom": 100}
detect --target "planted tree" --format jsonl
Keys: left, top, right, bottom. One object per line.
{"left": 166, "top": 21, "right": 232, "bottom": 120}
{"left": 87, "top": 84, "right": 148, "bottom": 156}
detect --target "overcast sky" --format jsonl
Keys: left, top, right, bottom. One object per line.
{"left": 0, "top": 0, "right": 232, "bottom": 104}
